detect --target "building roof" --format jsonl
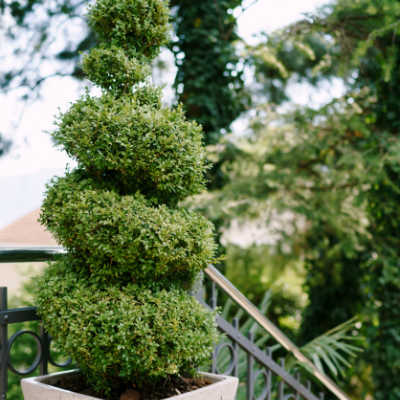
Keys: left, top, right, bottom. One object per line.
{"left": 0, "top": 208, "right": 57, "bottom": 246}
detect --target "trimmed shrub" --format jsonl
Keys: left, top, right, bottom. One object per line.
{"left": 88, "top": 0, "right": 170, "bottom": 59}
{"left": 37, "top": 0, "right": 218, "bottom": 395}
{"left": 38, "top": 262, "right": 217, "bottom": 392}
{"left": 52, "top": 92, "right": 207, "bottom": 205}
{"left": 40, "top": 173, "right": 216, "bottom": 289}
{"left": 82, "top": 46, "right": 150, "bottom": 94}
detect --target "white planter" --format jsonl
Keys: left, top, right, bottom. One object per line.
{"left": 21, "top": 370, "right": 238, "bottom": 400}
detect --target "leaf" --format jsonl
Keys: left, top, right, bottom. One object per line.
{"left": 297, "top": 318, "right": 363, "bottom": 378}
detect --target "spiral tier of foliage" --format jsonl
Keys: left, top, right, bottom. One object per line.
{"left": 37, "top": 0, "right": 218, "bottom": 394}
{"left": 51, "top": 90, "right": 207, "bottom": 205}
{"left": 37, "top": 262, "right": 216, "bottom": 392}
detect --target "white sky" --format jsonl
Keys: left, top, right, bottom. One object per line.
{"left": 237, "top": 0, "right": 328, "bottom": 43}
{"left": 0, "top": 0, "right": 330, "bottom": 179}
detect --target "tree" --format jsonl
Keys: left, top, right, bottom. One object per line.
{"left": 326, "top": 3, "right": 400, "bottom": 397}
{"left": 273, "top": 3, "right": 400, "bottom": 397}
{"left": 168, "top": 1, "right": 253, "bottom": 273}
{"left": 207, "top": 0, "right": 400, "bottom": 396}
{"left": 0, "top": 0, "right": 94, "bottom": 156}
{"left": 0, "top": 0, "right": 92, "bottom": 97}
{"left": 170, "top": 0, "right": 250, "bottom": 198}
{"left": 170, "top": 0, "right": 247, "bottom": 146}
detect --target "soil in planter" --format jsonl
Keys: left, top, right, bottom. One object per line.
{"left": 51, "top": 372, "right": 211, "bottom": 400}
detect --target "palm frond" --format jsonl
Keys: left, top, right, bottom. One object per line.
{"left": 295, "top": 318, "right": 363, "bottom": 378}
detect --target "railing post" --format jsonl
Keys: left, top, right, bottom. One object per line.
{"left": 279, "top": 358, "right": 285, "bottom": 400}
{"left": 0, "top": 287, "right": 8, "bottom": 400}
{"left": 40, "top": 327, "right": 49, "bottom": 376}
{"left": 247, "top": 332, "right": 255, "bottom": 400}
{"left": 232, "top": 318, "right": 240, "bottom": 377}
{"left": 211, "top": 282, "right": 218, "bottom": 310}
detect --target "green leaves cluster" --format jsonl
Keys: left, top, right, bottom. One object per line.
{"left": 37, "top": 263, "right": 217, "bottom": 392}
{"left": 82, "top": 46, "right": 150, "bottom": 94}
{"left": 37, "top": 0, "right": 218, "bottom": 394}
{"left": 186, "top": 94, "right": 371, "bottom": 393}
{"left": 210, "top": 0, "right": 400, "bottom": 396}
{"left": 249, "top": 32, "right": 337, "bottom": 105}
{"left": 88, "top": 0, "right": 170, "bottom": 59}
{"left": 171, "top": 0, "right": 248, "bottom": 146}
{"left": 41, "top": 172, "right": 215, "bottom": 289}
{"left": 52, "top": 90, "right": 207, "bottom": 205}
{"left": 274, "top": 2, "right": 400, "bottom": 396}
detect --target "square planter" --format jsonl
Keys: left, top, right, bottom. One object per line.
{"left": 21, "top": 370, "right": 238, "bottom": 400}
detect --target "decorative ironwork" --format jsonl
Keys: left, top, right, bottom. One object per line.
{"left": 197, "top": 268, "right": 336, "bottom": 400}
{"left": 0, "top": 287, "right": 73, "bottom": 400}
{"left": 0, "top": 247, "right": 347, "bottom": 400}
{"left": 7, "top": 330, "right": 42, "bottom": 375}
{"left": 203, "top": 265, "right": 349, "bottom": 400}
{"left": 201, "top": 301, "right": 324, "bottom": 400}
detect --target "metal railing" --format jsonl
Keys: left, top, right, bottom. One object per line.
{"left": 203, "top": 266, "right": 350, "bottom": 400}
{"left": 0, "top": 247, "right": 349, "bottom": 400}
{"left": 0, "top": 287, "right": 72, "bottom": 400}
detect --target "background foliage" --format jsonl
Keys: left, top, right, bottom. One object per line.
{"left": 196, "top": 0, "right": 400, "bottom": 397}
{"left": 170, "top": 0, "right": 248, "bottom": 148}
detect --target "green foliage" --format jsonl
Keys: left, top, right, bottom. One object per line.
{"left": 298, "top": 319, "right": 363, "bottom": 379}
{"left": 364, "top": 163, "right": 400, "bottom": 399}
{"left": 37, "top": 0, "right": 218, "bottom": 394}
{"left": 279, "top": 2, "right": 400, "bottom": 397}
{"left": 224, "top": 244, "right": 305, "bottom": 333}
{"left": 227, "top": 0, "right": 400, "bottom": 396}
{"left": 186, "top": 94, "right": 370, "bottom": 393}
{"left": 251, "top": 94, "right": 372, "bottom": 389}
{"left": 216, "top": 292, "right": 361, "bottom": 400}
{"left": 170, "top": 0, "right": 251, "bottom": 233}
{"left": 82, "top": 46, "right": 150, "bottom": 95}
{"left": 41, "top": 173, "right": 216, "bottom": 289}
{"left": 299, "top": 245, "right": 365, "bottom": 345}
{"left": 37, "top": 262, "right": 218, "bottom": 392}
{"left": 88, "top": 0, "right": 170, "bottom": 60}
{"left": 249, "top": 32, "right": 338, "bottom": 105}
{"left": 52, "top": 90, "right": 207, "bottom": 205}
{"left": 171, "top": 0, "right": 248, "bottom": 147}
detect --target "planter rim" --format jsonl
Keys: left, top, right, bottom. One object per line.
{"left": 21, "top": 369, "right": 238, "bottom": 400}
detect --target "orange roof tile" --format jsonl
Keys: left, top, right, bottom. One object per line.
{"left": 0, "top": 208, "right": 57, "bottom": 246}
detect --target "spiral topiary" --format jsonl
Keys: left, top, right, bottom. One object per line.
{"left": 36, "top": 0, "right": 218, "bottom": 395}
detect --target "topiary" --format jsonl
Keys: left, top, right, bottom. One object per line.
{"left": 36, "top": 0, "right": 218, "bottom": 395}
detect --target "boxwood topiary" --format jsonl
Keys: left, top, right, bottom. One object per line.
{"left": 52, "top": 90, "right": 207, "bottom": 205}
{"left": 87, "top": 0, "right": 170, "bottom": 58}
{"left": 37, "top": 0, "right": 218, "bottom": 395}
{"left": 82, "top": 46, "right": 151, "bottom": 94}
{"left": 41, "top": 172, "right": 216, "bottom": 289}
{"left": 37, "top": 262, "right": 216, "bottom": 393}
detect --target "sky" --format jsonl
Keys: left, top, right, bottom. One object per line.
{"left": 0, "top": 0, "right": 330, "bottom": 228}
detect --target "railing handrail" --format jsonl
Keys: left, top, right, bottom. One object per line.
{"left": 205, "top": 265, "right": 350, "bottom": 400}
{"left": 199, "top": 300, "right": 322, "bottom": 400}
{"left": 0, "top": 246, "right": 349, "bottom": 399}
{"left": 0, "top": 246, "right": 65, "bottom": 263}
